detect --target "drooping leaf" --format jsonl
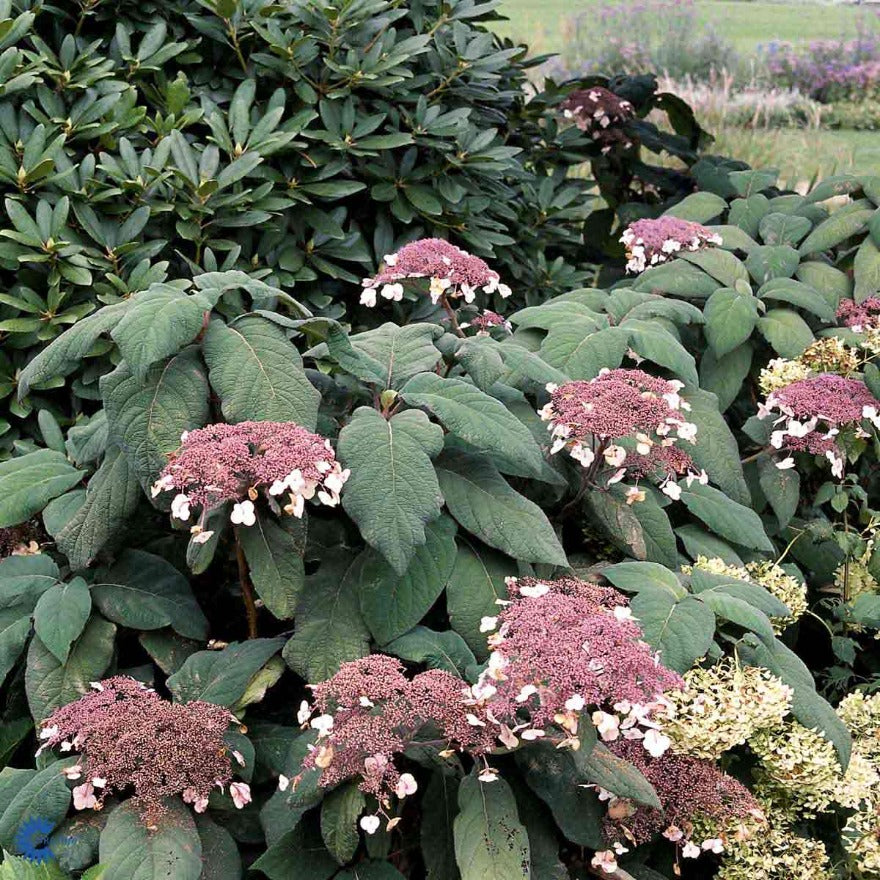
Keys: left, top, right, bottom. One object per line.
{"left": 195, "top": 814, "right": 243, "bottom": 880}
{"left": 679, "top": 482, "right": 774, "bottom": 551}
{"left": 101, "top": 348, "right": 210, "bottom": 492}
{"left": 421, "top": 773, "right": 461, "bottom": 880}
{"left": 203, "top": 316, "right": 320, "bottom": 429}
{"left": 238, "top": 515, "right": 305, "bottom": 620}
{"left": 320, "top": 782, "right": 365, "bottom": 865}
{"left": 0, "top": 451, "right": 83, "bottom": 529}
{"left": 385, "top": 626, "right": 476, "bottom": 676}
{"left": 359, "top": 515, "right": 457, "bottom": 645}
{"left": 630, "top": 588, "right": 716, "bottom": 672}
{"left": 703, "top": 288, "right": 758, "bottom": 358}
{"left": 0, "top": 761, "right": 72, "bottom": 851}
{"left": 338, "top": 407, "right": 444, "bottom": 575}
{"left": 99, "top": 799, "right": 202, "bottom": 880}
{"left": 55, "top": 446, "right": 142, "bottom": 571}
{"left": 573, "top": 743, "right": 660, "bottom": 809}
{"left": 454, "top": 772, "right": 529, "bottom": 880}
{"left": 91, "top": 549, "right": 208, "bottom": 640}
{"left": 25, "top": 616, "right": 116, "bottom": 720}
{"left": 167, "top": 638, "right": 284, "bottom": 706}
{"left": 32, "top": 578, "right": 91, "bottom": 664}
{"left": 401, "top": 373, "right": 546, "bottom": 479}
{"left": 282, "top": 554, "right": 370, "bottom": 682}
{"left": 435, "top": 450, "right": 566, "bottom": 567}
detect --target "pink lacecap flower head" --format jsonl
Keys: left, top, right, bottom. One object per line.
{"left": 836, "top": 296, "right": 880, "bottom": 331}
{"left": 37, "top": 676, "right": 243, "bottom": 825}
{"left": 560, "top": 87, "right": 635, "bottom": 154}
{"left": 464, "top": 310, "right": 512, "bottom": 335}
{"left": 540, "top": 370, "right": 703, "bottom": 495}
{"left": 151, "top": 421, "right": 349, "bottom": 533}
{"left": 620, "top": 217, "right": 722, "bottom": 274}
{"left": 759, "top": 373, "right": 880, "bottom": 477}
{"left": 360, "top": 238, "right": 511, "bottom": 307}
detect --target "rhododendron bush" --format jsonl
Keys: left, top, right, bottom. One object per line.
{"left": 0, "top": 5, "right": 879, "bottom": 880}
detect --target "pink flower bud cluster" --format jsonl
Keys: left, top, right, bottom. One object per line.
{"left": 473, "top": 575, "right": 682, "bottom": 758}
{"left": 621, "top": 217, "right": 722, "bottom": 274}
{"left": 461, "top": 310, "right": 512, "bottom": 336}
{"left": 758, "top": 374, "right": 880, "bottom": 478}
{"left": 837, "top": 297, "right": 880, "bottom": 332}
{"left": 151, "top": 421, "right": 349, "bottom": 541}
{"left": 359, "top": 238, "right": 511, "bottom": 308}
{"left": 293, "top": 655, "right": 495, "bottom": 832}
{"left": 540, "top": 370, "right": 706, "bottom": 501}
{"left": 560, "top": 87, "right": 635, "bottom": 154}
{"left": 37, "top": 677, "right": 250, "bottom": 826}
{"left": 596, "top": 738, "right": 763, "bottom": 872}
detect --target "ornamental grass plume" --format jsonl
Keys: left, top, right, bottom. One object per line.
{"left": 659, "top": 660, "right": 792, "bottom": 759}
{"left": 151, "top": 420, "right": 349, "bottom": 541}
{"left": 758, "top": 374, "right": 880, "bottom": 477}
{"left": 37, "top": 677, "right": 248, "bottom": 827}
{"left": 684, "top": 556, "right": 808, "bottom": 632}
{"left": 475, "top": 575, "right": 682, "bottom": 756}
{"left": 599, "top": 737, "right": 763, "bottom": 869}
{"left": 620, "top": 216, "right": 722, "bottom": 274}
{"left": 540, "top": 369, "right": 706, "bottom": 501}
{"left": 359, "top": 238, "right": 511, "bottom": 308}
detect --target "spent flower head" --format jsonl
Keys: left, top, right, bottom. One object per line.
{"left": 540, "top": 370, "right": 705, "bottom": 500}
{"left": 151, "top": 421, "right": 349, "bottom": 536}
{"left": 359, "top": 238, "right": 510, "bottom": 308}
{"left": 621, "top": 217, "right": 722, "bottom": 274}
{"left": 37, "top": 677, "right": 246, "bottom": 825}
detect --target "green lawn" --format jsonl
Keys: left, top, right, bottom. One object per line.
{"left": 492, "top": 0, "right": 869, "bottom": 56}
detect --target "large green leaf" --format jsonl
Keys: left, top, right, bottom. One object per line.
{"left": 539, "top": 324, "right": 629, "bottom": 380}
{"left": 110, "top": 284, "right": 220, "bottom": 381}
{"left": 738, "top": 633, "right": 851, "bottom": 768}
{"left": 854, "top": 236, "right": 880, "bottom": 303}
{"left": 17, "top": 302, "right": 128, "bottom": 398}
{"left": 282, "top": 554, "right": 370, "bottom": 682}
{"left": 454, "top": 773, "right": 529, "bottom": 880}
{"left": 0, "top": 450, "right": 83, "bottom": 529}
{"left": 25, "top": 616, "right": 116, "bottom": 720}
{"left": 758, "top": 308, "right": 814, "bottom": 358}
{"left": 99, "top": 800, "right": 202, "bottom": 880}
{"left": 421, "top": 773, "right": 461, "bottom": 880}
{"left": 698, "top": 590, "right": 775, "bottom": 641}
{"left": 573, "top": 743, "right": 660, "bottom": 809}
{"left": 435, "top": 450, "right": 566, "bottom": 567}
{"left": 446, "top": 541, "right": 510, "bottom": 661}
{"left": 203, "top": 316, "right": 319, "bottom": 429}
{"left": 757, "top": 454, "right": 800, "bottom": 529}
{"left": 320, "top": 782, "right": 365, "bottom": 865}
{"left": 682, "top": 389, "right": 750, "bottom": 506}
{"left": 195, "top": 814, "right": 243, "bottom": 880}
{"left": 664, "top": 191, "right": 726, "bottom": 223}
{"left": 703, "top": 288, "right": 758, "bottom": 358}
{"left": 32, "top": 578, "right": 91, "bottom": 664}
{"left": 798, "top": 203, "right": 874, "bottom": 255}
{"left": 0, "top": 762, "right": 72, "bottom": 851}
{"left": 91, "top": 549, "right": 208, "bottom": 640}
{"left": 326, "top": 323, "right": 442, "bottom": 389}
{"left": 699, "top": 344, "right": 752, "bottom": 413}
{"left": 586, "top": 486, "right": 678, "bottom": 568}
{"left": 360, "top": 514, "right": 457, "bottom": 645}
{"left": 757, "top": 278, "right": 836, "bottom": 320}
{"left": 167, "top": 638, "right": 284, "bottom": 706}
{"left": 238, "top": 515, "right": 305, "bottom": 620}
{"left": 629, "top": 588, "right": 716, "bottom": 672}
{"left": 623, "top": 319, "right": 697, "bottom": 386}
{"left": 515, "top": 742, "right": 602, "bottom": 848}
{"left": 338, "top": 407, "right": 444, "bottom": 575}
{"left": 401, "top": 373, "right": 546, "bottom": 478}
{"left": 680, "top": 482, "right": 774, "bottom": 551}
{"left": 55, "top": 446, "right": 141, "bottom": 571}
{"left": 602, "top": 561, "right": 687, "bottom": 599}
{"left": 101, "top": 348, "right": 209, "bottom": 491}
{"left": 385, "top": 626, "right": 475, "bottom": 676}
